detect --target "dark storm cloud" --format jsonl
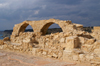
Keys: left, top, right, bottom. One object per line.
{"left": 47, "top": 0, "right": 83, "bottom": 5}
{"left": 0, "top": 0, "right": 100, "bottom": 30}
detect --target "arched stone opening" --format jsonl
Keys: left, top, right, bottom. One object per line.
{"left": 25, "top": 25, "right": 33, "bottom": 32}
{"left": 18, "top": 23, "right": 34, "bottom": 34}
{"left": 40, "top": 22, "right": 63, "bottom": 35}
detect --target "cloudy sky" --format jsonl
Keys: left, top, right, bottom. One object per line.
{"left": 0, "top": 0, "right": 100, "bottom": 30}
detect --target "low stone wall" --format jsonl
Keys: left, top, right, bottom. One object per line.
{"left": 0, "top": 30, "right": 100, "bottom": 65}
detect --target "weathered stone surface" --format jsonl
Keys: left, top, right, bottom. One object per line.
{"left": 3, "top": 37, "right": 10, "bottom": 41}
{"left": 81, "top": 44, "right": 93, "bottom": 52}
{"left": 0, "top": 45, "right": 4, "bottom": 49}
{"left": 85, "top": 54, "right": 94, "bottom": 61}
{"left": 79, "top": 37, "right": 87, "bottom": 44}
{"left": 65, "top": 36, "right": 80, "bottom": 50}
{"left": 1, "top": 19, "right": 100, "bottom": 65}
{"left": 72, "top": 55, "right": 79, "bottom": 61}
{"left": 92, "top": 26, "right": 100, "bottom": 32}
{"left": 31, "top": 48, "right": 37, "bottom": 55}
{"left": 79, "top": 54, "right": 86, "bottom": 61}
{"left": 94, "top": 48, "right": 100, "bottom": 57}
{"left": 85, "top": 39, "right": 95, "bottom": 44}
{"left": 91, "top": 26, "right": 100, "bottom": 40}
{"left": 11, "top": 19, "right": 83, "bottom": 37}
{"left": 59, "top": 38, "right": 65, "bottom": 43}
{"left": 0, "top": 40, "right": 4, "bottom": 45}
{"left": 63, "top": 50, "right": 73, "bottom": 61}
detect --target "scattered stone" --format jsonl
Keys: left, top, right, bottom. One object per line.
{"left": 3, "top": 37, "right": 10, "bottom": 41}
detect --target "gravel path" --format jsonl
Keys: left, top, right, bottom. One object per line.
{"left": 0, "top": 50, "right": 91, "bottom": 66}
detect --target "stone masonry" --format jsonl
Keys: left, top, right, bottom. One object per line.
{"left": 0, "top": 19, "right": 100, "bottom": 66}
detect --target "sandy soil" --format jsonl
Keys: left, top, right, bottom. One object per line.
{"left": 0, "top": 50, "right": 91, "bottom": 66}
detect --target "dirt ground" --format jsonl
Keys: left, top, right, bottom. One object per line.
{"left": 0, "top": 50, "right": 91, "bottom": 66}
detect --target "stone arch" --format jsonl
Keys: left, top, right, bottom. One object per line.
{"left": 11, "top": 19, "right": 79, "bottom": 38}
{"left": 17, "top": 22, "right": 34, "bottom": 34}
{"left": 19, "top": 23, "right": 29, "bottom": 33}
{"left": 40, "top": 22, "right": 63, "bottom": 35}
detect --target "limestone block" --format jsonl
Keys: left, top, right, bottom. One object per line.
{"left": 42, "top": 51, "right": 47, "bottom": 55}
{"left": 18, "top": 40, "right": 23, "bottom": 44}
{"left": 74, "top": 23, "right": 83, "bottom": 28}
{"left": 73, "top": 49, "right": 83, "bottom": 54}
{"left": 39, "top": 43, "right": 45, "bottom": 48}
{"left": 22, "top": 43, "right": 29, "bottom": 50}
{"left": 0, "top": 45, "right": 4, "bottom": 49}
{"left": 93, "top": 26, "right": 100, "bottom": 32}
{"left": 63, "top": 50, "right": 73, "bottom": 61}
{"left": 61, "top": 43, "right": 67, "bottom": 48}
{"left": 53, "top": 35, "right": 59, "bottom": 40}
{"left": 48, "top": 49, "right": 52, "bottom": 56}
{"left": 59, "top": 38, "right": 65, "bottom": 43}
{"left": 52, "top": 53, "right": 58, "bottom": 58}
{"left": 79, "top": 54, "right": 85, "bottom": 61}
{"left": 81, "top": 44, "right": 93, "bottom": 52}
{"left": 85, "top": 39, "right": 95, "bottom": 44}
{"left": 7, "top": 45, "right": 14, "bottom": 50}
{"left": 42, "top": 49, "right": 48, "bottom": 56}
{"left": 51, "top": 47, "right": 56, "bottom": 50}
{"left": 85, "top": 54, "right": 94, "bottom": 61}
{"left": 3, "top": 37, "right": 10, "bottom": 41}
{"left": 72, "top": 55, "right": 79, "bottom": 61}
{"left": 23, "top": 38, "right": 31, "bottom": 43}
{"left": 46, "top": 38, "right": 49, "bottom": 41}
{"left": 0, "top": 45, "right": 8, "bottom": 49}
{"left": 94, "top": 48, "right": 100, "bottom": 57}
{"left": 95, "top": 40, "right": 100, "bottom": 44}
{"left": 58, "top": 32, "right": 64, "bottom": 37}
{"left": 79, "top": 37, "right": 87, "bottom": 44}
{"left": 53, "top": 44, "right": 61, "bottom": 50}
{"left": 52, "top": 40, "right": 59, "bottom": 44}
{"left": 65, "top": 36, "right": 79, "bottom": 50}
{"left": 76, "top": 31, "right": 86, "bottom": 35}
{"left": 45, "top": 42, "right": 50, "bottom": 48}
{"left": 0, "top": 40, "right": 4, "bottom": 45}
{"left": 58, "top": 51, "right": 63, "bottom": 59}
{"left": 92, "top": 41, "right": 100, "bottom": 50}
{"left": 64, "top": 32, "right": 73, "bottom": 37}
{"left": 13, "top": 46, "right": 21, "bottom": 51}
{"left": 31, "top": 48, "right": 37, "bottom": 56}
{"left": 91, "top": 32, "right": 100, "bottom": 40}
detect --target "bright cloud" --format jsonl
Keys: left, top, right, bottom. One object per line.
{"left": 34, "top": 10, "right": 40, "bottom": 15}
{"left": 0, "top": 3, "right": 8, "bottom": 8}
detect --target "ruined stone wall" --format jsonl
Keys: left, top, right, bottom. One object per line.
{"left": 0, "top": 19, "right": 100, "bottom": 65}
{"left": 0, "top": 31, "right": 98, "bottom": 61}
{"left": 91, "top": 26, "right": 100, "bottom": 40}
{"left": 11, "top": 19, "right": 83, "bottom": 42}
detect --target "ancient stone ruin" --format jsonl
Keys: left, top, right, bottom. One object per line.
{"left": 0, "top": 19, "right": 100, "bottom": 65}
